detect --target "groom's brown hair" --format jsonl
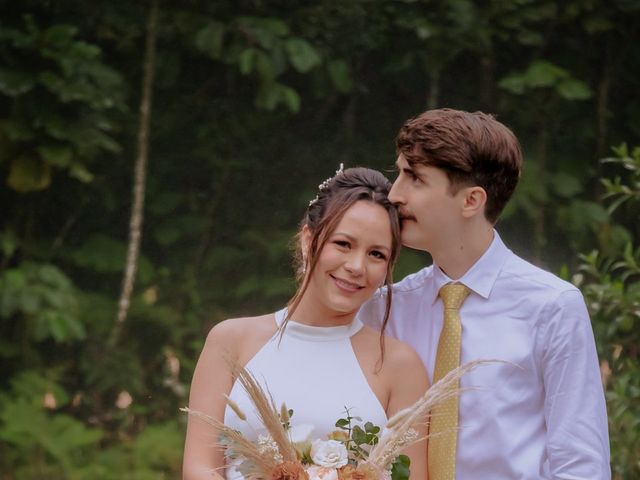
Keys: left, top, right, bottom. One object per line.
{"left": 396, "top": 108, "right": 523, "bottom": 224}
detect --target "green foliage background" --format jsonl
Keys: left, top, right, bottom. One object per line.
{"left": 0, "top": 0, "right": 638, "bottom": 478}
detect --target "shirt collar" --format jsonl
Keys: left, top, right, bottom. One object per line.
{"left": 426, "top": 230, "right": 511, "bottom": 304}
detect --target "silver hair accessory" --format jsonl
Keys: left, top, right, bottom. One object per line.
{"left": 308, "top": 163, "right": 345, "bottom": 207}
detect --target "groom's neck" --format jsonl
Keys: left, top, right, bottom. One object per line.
{"left": 430, "top": 224, "right": 494, "bottom": 280}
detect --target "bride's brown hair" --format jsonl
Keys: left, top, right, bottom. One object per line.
{"left": 284, "top": 167, "right": 401, "bottom": 360}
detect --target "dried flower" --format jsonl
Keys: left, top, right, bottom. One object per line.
{"left": 230, "top": 363, "right": 299, "bottom": 462}
{"left": 225, "top": 394, "right": 247, "bottom": 421}
{"left": 337, "top": 464, "right": 378, "bottom": 480}
{"left": 306, "top": 465, "right": 338, "bottom": 480}
{"left": 258, "top": 435, "right": 284, "bottom": 463}
{"left": 281, "top": 403, "right": 291, "bottom": 424}
{"left": 327, "top": 430, "right": 349, "bottom": 442}
{"left": 271, "top": 461, "right": 309, "bottom": 480}
{"left": 367, "top": 360, "right": 494, "bottom": 470}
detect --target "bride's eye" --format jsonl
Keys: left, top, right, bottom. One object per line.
{"left": 333, "top": 240, "right": 350, "bottom": 249}
{"left": 370, "top": 250, "right": 387, "bottom": 260}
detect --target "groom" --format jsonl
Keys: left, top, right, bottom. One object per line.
{"left": 359, "top": 109, "right": 610, "bottom": 479}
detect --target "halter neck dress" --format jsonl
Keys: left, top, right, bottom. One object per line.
{"left": 224, "top": 308, "right": 388, "bottom": 479}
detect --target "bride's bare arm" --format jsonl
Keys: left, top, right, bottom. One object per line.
{"left": 385, "top": 342, "right": 430, "bottom": 480}
{"left": 183, "top": 315, "right": 277, "bottom": 480}
{"left": 183, "top": 321, "right": 236, "bottom": 480}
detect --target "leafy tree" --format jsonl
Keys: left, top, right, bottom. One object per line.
{"left": 0, "top": 0, "right": 639, "bottom": 477}
{"left": 576, "top": 144, "right": 640, "bottom": 479}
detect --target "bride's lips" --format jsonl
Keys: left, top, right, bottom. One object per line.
{"left": 330, "top": 275, "right": 364, "bottom": 293}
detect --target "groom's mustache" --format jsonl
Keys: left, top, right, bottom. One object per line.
{"left": 398, "top": 209, "right": 416, "bottom": 221}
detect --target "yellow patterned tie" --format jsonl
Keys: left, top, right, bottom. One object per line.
{"left": 428, "top": 283, "right": 471, "bottom": 480}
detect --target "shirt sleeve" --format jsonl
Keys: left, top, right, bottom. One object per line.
{"left": 538, "top": 288, "right": 611, "bottom": 479}
{"left": 357, "top": 288, "right": 388, "bottom": 331}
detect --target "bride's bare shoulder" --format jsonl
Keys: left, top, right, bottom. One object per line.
{"left": 202, "top": 313, "right": 278, "bottom": 364}
{"left": 207, "top": 313, "right": 277, "bottom": 343}
{"left": 359, "top": 325, "right": 426, "bottom": 376}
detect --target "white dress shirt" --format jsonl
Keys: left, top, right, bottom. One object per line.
{"left": 359, "top": 231, "right": 610, "bottom": 479}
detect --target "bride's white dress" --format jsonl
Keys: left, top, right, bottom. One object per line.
{"left": 224, "top": 308, "right": 388, "bottom": 479}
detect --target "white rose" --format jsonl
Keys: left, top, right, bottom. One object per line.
{"left": 310, "top": 439, "right": 349, "bottom": 468}
{"left": 306, "top": 465, "right": 339, "bottom": 480}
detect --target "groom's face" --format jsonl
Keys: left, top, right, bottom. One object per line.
{"left": 388, "top": 154, "right": 465, "bottom": 252}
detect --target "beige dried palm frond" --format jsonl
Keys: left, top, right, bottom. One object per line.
{"left": 181, "top": 407, "right": 277, "bottom": 478}
{"left": 368, "top": 359, "right": 496, "bottom": 469}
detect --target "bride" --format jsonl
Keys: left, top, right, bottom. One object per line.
{"left": 182, "top": 167, "right": 429, "bottom": 480}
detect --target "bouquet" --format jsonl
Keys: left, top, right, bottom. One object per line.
{"left": 183, "top": 360, "right": 486, "bottom": 480}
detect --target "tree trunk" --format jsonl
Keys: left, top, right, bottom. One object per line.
{"left": 533, "top": 118, "right": 548, "bottom": 263}
{"left": 479, "top": 51, "right": 495, "bottom": 110}
{"left": 109, "top": 0, "right": 159, "bottom": 348}
{"left": 596, "top": 43, "right": 612, "bottom": 161}
{"left": 192, "top": 165, "right": 233, "bottom": 277}
{"left": 427, "top": 68, "right": 440, "bottom": 110}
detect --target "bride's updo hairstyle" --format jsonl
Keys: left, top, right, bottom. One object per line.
{"left": 286, "top": 166, "right": 401, "bottom": 354}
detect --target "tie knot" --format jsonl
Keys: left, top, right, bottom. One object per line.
{"left": 439, "top": 283, "right": 470, "bottom": 310}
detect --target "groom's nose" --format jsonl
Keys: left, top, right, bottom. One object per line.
{"left": 388, "top": 179, "right": 405, "bottom": 206}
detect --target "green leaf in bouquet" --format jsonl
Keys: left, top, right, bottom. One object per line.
{"left": 351, "top": 425, "right": 369, "bottom": 445}
{"left": 335, "top": 418, "right": 350, "bottom": 428}
{"left": 391, "top": 454, "right": 410, "bottom": 480}
{"left": 364, "top": 422, "right": 380, "bottom": 435}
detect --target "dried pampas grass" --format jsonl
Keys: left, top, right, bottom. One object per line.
{"left": 184, "top": 359, "right": 499, "bottom": 478}
{"left": 180, "top": 407, "right": 277, "bottom": 479}
{"left": 182, "top": 362, "right": 298, "bottom": 478}
{"left": 228, "top": 362, "right": 299, "bottom": 462}
{"left": 367, "top": 359, "right": 495, "bottom": 470}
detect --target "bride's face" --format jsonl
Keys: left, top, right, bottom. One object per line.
{"left": 306, "top": 200, "right": 392, "bottom": 316}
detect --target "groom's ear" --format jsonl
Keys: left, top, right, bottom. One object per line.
{"left": 461, "top": 186, "right": 487, "bottom": 219}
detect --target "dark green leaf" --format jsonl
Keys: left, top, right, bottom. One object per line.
{"left": 0, "top": 68, "right": 35, "bottom": 96}
{"left": 328, "top": 60, "right": 352, "bottom": 93}
{"left": 285, "top": 38, "right": 321, "bottom": 73}
{"left": 557, "top": 78, "right": 592, "bottom": 100}
{"left": 391, "top": 454, "right": 411, "bottom": 480}
{"left": 194, "top": 22, "right": 225, "bottom": 59}
{"left": 335, "top": 418, "right": 350, "bottom": 428}
{"left": 36, "top": 145, "right": 73, "bottom": 167}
